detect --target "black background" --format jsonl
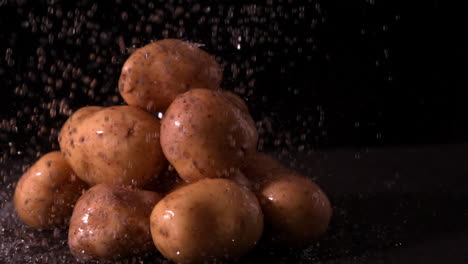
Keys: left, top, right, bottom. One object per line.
{"left": 0, "top": 0, "right": 465, "bottom": 161}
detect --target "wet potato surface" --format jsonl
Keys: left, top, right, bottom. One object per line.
{"left": 142, "top": 165, "right": 187, "bottom": 195}
{"left": 13, "top": 151, "right": 87, "bottom": 229}
{"left": 150, "top": 178, "right": 264, "bottom": 264}
{"left": 58, "top": 105, "right": 167, "bottom": 187}
{"left": 242, "top": 153, "right": 332, "bottom": 247}
{"left": 161, "top": 88, "right": 258, "bottom": 182}
{"left": 68, "top": 184, "right": 162, "bottom": 261}
{"left": 119, "top": 39, "right": 223, "bottom": 113}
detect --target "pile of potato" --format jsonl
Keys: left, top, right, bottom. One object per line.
{"left": 13, "top": 39, "right": 332, "bottom": 263}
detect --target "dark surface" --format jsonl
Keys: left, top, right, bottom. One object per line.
{"left": 1, "top": 144, "right": 468, "bottom": 263}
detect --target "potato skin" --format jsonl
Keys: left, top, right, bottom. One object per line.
{"left": 222, "top": 91, "right": 249, "bottom": 113}
{"left": 150, "top": 178, "right": 263, "bottom": 264}
{"left": 160, "top": 89, "right": 258, "bottom": 182}
{"left": 68, "top": 184, "right": 162, "bottom": 261}
{"left": 59, "top": 105, "right": 166, "bottom": 187}
{"left": 59, "top": 106, "right": 103, "bottom": 128}
{"left": 142, "top": 165, "right": 186, "bottom": 195}
{"left": 119, "top": 39, "right": 222, "bottom": 113}
{"left": 14, "top": 151, "right": 87, "bottom": 228}
{"left": 242, "top": 153, "right": 332, "bottom": 247}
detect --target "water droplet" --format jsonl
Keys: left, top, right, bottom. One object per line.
{"left": 354, "top": 152, "right": 361, "bottom": 159}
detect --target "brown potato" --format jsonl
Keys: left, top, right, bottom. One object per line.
{"left": 222, "top": 90, "right": 249, "bottom": 113}
{"left": 142, "top": 165, "right": 186, "bottom": 195}
{"left": 14, "top": 151, "right": 87, "bottom": 228}
{"left": 241, "top": 153, "right": 284, "bottom": 181}
{"left": 160, "top": 89, "right": 258, "bottom": 182}
{"left": 68, "top": 184, "right": 162, "bottom": 261}
{"left": 242, "top": 153, "right": 332, "bottom": 247}
{"left": 59, "top": 106, "right": 103, "bottom": 126}
{"left": 150, "top": 178, "right": 263, "bottom": 264}
{"left": 119, "top": 39, "right": 222, "bottom": 113}
{"left": 59, "top": 105, "right": 166, "bottom": 187}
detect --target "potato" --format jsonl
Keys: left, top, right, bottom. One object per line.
{"left": 161, "top": 89, "right": 258, "bottom": 182}
{"left": 242, "top": 153, "right": 332, "bottom": 247}
{"left": 142, "top": 165, "right": 249, "bottom": 193}
{"left": 142, "top": 165, "right": 186, "bottom": 195}
{"left": 223, "top": 90, "right": 249, "bottom": 113}
{"left": 150, "top": 178, "right": 263, "bottom": 264}
{"left": 14, "top": 151, "right": 87, "bottom": 228}
{"left": 119, "top": 39, "right": 222, "bottom": 113}
{"left": 225, "top": 168, "right": 252, "bottom": 189}
{"left": 59, "top": 105, "right": 166, "bottom": 187}
{"left": 68, "top": 184, "right": 162, "bottom": 261}
{"left": 60, "top": 106, "right": 103, "bottom": 125}
{"left": 241, "top": 153, "right": 284, "bottom": 180}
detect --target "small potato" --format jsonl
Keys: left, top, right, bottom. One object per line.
{"left": 59, "top": 105, "right": 166, "bottom": 187}
{"left": 150, "top": 178, "right": 263, "bottom": 264}
{"left": 14, "top": 151, "right": 87, "bottom": 228}
{"left": 161, "top": 89, "right": 258, "bottom": 182}
{"left": 119, "top": 39, "right": 222, "bottom": 113}
{"left": 68, "top": 184, "right": 162, "bottom": 261}
{"left": 242, "top": 153, "right": 332, "bottom": 247}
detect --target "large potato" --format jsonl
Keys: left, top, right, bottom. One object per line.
{"left": 68, "top": 184, "right": 162, "bottom": 261}
{"left": 59, "top": 105, "right": 166, "bottom": 187}
{"left": 150, "top": 178, "right": 263, "bottom": 264}
{"left": 161, "top": 89, "right": 258, "bottom": 182}
{"left": 119, "top": 39, "right": 222, "bottom": 113}
{"left": 242, "top": 153, "right": 332, "bottom": 247}
{"left": 14, "top": 151, "right": 87, "bottom": 228}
